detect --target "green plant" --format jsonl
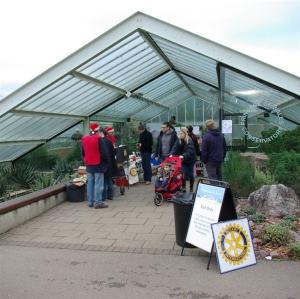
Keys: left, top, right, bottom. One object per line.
{"left": 280, "top": 219, "right": 296, "bottom": 230}
{"left": 0, "top": 175, "right": 8, "bottom": 199}
{"left": 267, "top": 151, "right": 300, "bottom": 196}
{"left": 289, "top": 243, "right": 300, "bottom": 259}
{"left": 31, "top": 173, "right": 54, "bottom": 191}
{"left": 283, "top": 215, "right": 297, "bottom": 222}
{"left": 260, "top": 126, "right": 300, "bottom": 154}
{"left": 19, "top": 145, "right": 58, "bottom": 170}
{"left": 249, "top": 213, "right": 266, "bottom": 224}
{"left": 243, "top": 206, "right": 256, "bottom": 216}
{"left": 53, "top": 159, "right": 74, "bottom": 182}
{"left": 223, "top": 152, "right": 256, "bottom": 198}
{"left": 261, "top": 224, "right": 290, "bottom": 246}
{"left": 253, "top": 167, "right": 276, "bottom": 188}
{"left": 66, "top": 143, "right": 82, "bottom": 162}
{"left": 3, "top": 162, "right": 37, "bottom": 189}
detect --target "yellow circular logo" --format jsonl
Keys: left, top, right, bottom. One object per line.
{"left": 217, "top": 223, "right": 250, "bottom": 265}
{"left": 130, "top": 168, "right": 137, "bottom": 176}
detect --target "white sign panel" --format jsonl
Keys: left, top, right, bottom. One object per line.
{"left": 174, "top": 127, "right": 181, "bottom": 134}
{"left": 222, "top": 120, "right": 232, "bottom": 134}
{"left": 212, "top": 218, "right": 257, "bottom": 274}
{"left": 186, "top": 184, "right": 225, "bottom": 252}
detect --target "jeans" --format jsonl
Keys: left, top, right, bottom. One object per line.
{"left": 141, "top": 152, "right": 152, "bottom": 182}
{"left": 87, "top": 172, "right": 104, "bottom": 206}
{"left": 103, "top": 174, "right": 114, "bottom": 200}
{"left": 205, "top": 162, "right": 222, "bottom": 181}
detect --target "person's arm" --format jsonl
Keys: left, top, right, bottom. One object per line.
{"left": 223, "top": 134, "right": 227, "bottom": 161}
{"left": 201, "top": 136, "right": 208, "bottom": 164}
{"left": 81, "top": 143, "right": 85, "bottom": 164}
{"left": 170, "top": 138, "right": 179, "bottom": 155}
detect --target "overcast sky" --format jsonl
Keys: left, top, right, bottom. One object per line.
{"left": 0, "top": 0, "right": 299, "bottom": 99}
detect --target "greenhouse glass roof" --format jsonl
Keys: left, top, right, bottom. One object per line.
{"left": 0, "top": 12, "right": 299, "bottom": 162}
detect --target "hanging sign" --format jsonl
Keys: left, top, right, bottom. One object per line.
{"left": 186, "top": 183, "right": 225, "bottom": 252}
{"left": 222, "top": 120, "right": 232, "bottom": 134}
{"left": 211, "top": 218, "right": 256, "bottom": 274}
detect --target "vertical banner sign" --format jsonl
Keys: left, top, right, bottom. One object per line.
{"left": 211, "top": 218, "right": 256, "bottom": 274}
{"left": 186, "top": 183, "right": 225, "bottom": 252}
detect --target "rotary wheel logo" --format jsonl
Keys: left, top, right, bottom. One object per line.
{"left": 217, "top": 223, "right": 250, "bottom": 265}
{"left": 130, "top": 168, "right": 137, "bottom": 176}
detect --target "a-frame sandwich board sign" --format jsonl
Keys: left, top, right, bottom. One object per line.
{"left": 182, "top": 177, "right": 237, "bottom": 269}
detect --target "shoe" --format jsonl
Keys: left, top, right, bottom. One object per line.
{"left": 107, "top": 198, "right": 113, "bottom": 200}
{"left": 94, "top": 203, "right": 108, "bottom": 209}
{"left": 88, "top": 203, "right": 94, "bottom": 208}
{"left": 145, "top": 181, "right": 151, "bottom": 185}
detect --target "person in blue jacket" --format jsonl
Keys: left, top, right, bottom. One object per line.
{"left": 201, "top": 119, "right": 227, "bottom": 181}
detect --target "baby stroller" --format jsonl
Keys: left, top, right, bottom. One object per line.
{"left": 154, "top": 156, "right": 183, "bottom": 206}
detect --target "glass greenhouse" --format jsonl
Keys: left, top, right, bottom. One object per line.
{"left": 0, "top": 12, "right": 299, "bottom": 162}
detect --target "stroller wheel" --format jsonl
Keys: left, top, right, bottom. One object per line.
{"left": 154, "top": 193, "right": 163, "bottom": 206}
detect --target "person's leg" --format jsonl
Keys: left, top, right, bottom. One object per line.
{"left": 205, "top": 162, "right": 218, "bottom": 180}
{"left": 141, "top": 152, "right": 147, "bottom": 182}
{"left": 107, "top": 176, "right": 114, "bottom": 200}
{"left": 144, "top": 152, "right": 152, "bottom": 183}
{"left": 102, "top": 174, "right": 108, "bottom": 201}
{"left": 181, "top": 164, "right": 187, "bottom": 192}
{"left": 216, "top": 163, "right": 222, "bottom": 181}
{"left": 185, "top": 164, "right": 194, "bottom": 192}
{"left": 94, "top": 172, "right": 107, "bottom": 208}
{"left": 86, "top": 172, "right": 95, "bottom": 207}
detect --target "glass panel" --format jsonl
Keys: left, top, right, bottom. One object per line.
{"left": 150, "top": 34, "right": 218, "bottom": 87}
{"left": 186, "top": 98, "right": 194, "bottom": 124}
{"left": 177, "top": 103, "right": 185, "bottom": 124}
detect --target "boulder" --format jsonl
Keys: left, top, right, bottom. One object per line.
{"left": 248, "top": 184, "right": 300, "bottom": 218}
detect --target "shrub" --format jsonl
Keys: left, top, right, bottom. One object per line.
{"left": 280, "top": 219, "right": 296, "bottom": 230}
{"left": 53, "top": 159, "right": 74, "bottom": 182}
{"left": 66, "top": 143, "right": 82, "bottom": 163}
{"left": 0, "top": 175, "right": 8, "bottom": 199}
{"left": 289, "top": 243, "right": 300, "bottom": 259}
{"left": 253, "top": 167, "right": 276, "bottom": 187}
{"left": 260, "top": 126, "right": 300, "bottom": 154}
{"left": 31, "top": 173, "right": 54, "bottom": 191}
{"left": 3, "top": 162, "right": 37, "bottom": 189}
{"left": 261, "top": 224, "right": 290, "bottom": 246}
{"left": 19, "top": 145, "right": 58, "bottom": 170}
{"left": 249, "top": 213, "right": 266, "bottom": 224}
{"left": 267, "top": 151, "right": 300, "bottom": 196}
{"left": 223, "top": 152, "right": 255, "bottom": 198}
{"left": 243, "top": 206, "right": 256, "bottom": 216}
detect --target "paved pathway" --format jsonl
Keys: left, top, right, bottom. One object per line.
{"left": 1, "top": 245, "right": 299, "bottom": 299}
{"left": 0, "top": 183, "right": 200, "bottom": 256}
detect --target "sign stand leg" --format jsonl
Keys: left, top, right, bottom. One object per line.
{"left": 181, "top": 242, "right": 186, "bottom": 256}
{"left": 207, "top": 243, "right": 214, "bottom": 270}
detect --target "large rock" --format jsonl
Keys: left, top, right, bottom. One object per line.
{"left": 248, "top": 184, "right": 300, "bottom": 218}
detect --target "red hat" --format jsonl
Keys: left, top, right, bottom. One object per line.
{"left": 105, "top": 127, "right": 114, "bottom": 133}
{"left": 89, "top": 122, "right": 100, "bottom": 132}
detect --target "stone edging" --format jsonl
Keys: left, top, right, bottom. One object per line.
{"left": 0, "top": 184, "right": 66, "bottom": 215}
{"left": 0, "top": 239, "right": 206, "bottom": 257}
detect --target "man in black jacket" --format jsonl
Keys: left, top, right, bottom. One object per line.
{"left": 138, "top": 124, "right": 153, "bottom": 185}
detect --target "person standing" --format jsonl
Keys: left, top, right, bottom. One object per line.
{"left": 187, "top": 125, "right": 201, "bottom": 158}
{"left": 201, "top": 119, "right": 227, "bottom": 181}
{"left": 155, "top": 121, "right": 177, "bottom": 163}
{"left": 171, "top": 128, "right": 196, "bottom": 192}
{"left": 105, "top": 127, "right": 117, "bottom": 147}
{"left": 102, "top": 129, "right": 118, "bottom": 200}
{"left": 138, "top": 124, "right": 153, "bottom": 185}
{"left": 81, "top": 123, "right": 109, "bottom": 209}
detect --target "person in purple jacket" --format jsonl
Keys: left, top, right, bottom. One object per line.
{"left": 201, "top": 119, "right": 227, "bottom": 181}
